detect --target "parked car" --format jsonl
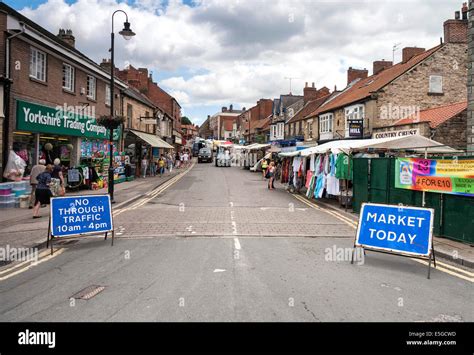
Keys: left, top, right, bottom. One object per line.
{"left": 198, "top": 147, "right": 212, "bottom": 163}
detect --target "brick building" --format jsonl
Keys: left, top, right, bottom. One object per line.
{"left": 270, "top": 94, "right": 303, "bottom": 141}
{"left": 116, "top": 65, "right": 183, "bottom": 149}
{"left": 238, "top": 99, "right": 272, "bottom": 143}
{"left": 209, "top": 105, "right": 243, "bottom": 140}
{"left": 0, "top": 2, "right": 126, "bottom": 179}
{"left": 309, "top": 4, "right": 468, "bottom": 145}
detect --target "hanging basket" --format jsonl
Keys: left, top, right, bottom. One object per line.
{"left": 96, "top": 115, "right": 125, "bottom": 130}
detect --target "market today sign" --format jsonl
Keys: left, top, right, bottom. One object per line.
{"left": 16, "top": 100, "right": 120, "bottom": 140}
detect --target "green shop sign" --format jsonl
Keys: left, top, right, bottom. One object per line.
{"left": 16, "top": 100, "right": 120, "bottom": 141}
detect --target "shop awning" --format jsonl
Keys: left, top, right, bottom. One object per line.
{"left": 290, "top": 135, "right": 461, "bottom": 157}
{"left": 243, "top": 143, "right": 271, "bottom": 151}
{"left": 129, "top": 129, "right": 174, "bottom": 149}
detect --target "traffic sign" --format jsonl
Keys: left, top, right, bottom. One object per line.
{"left": 355, "top": 203, "right": 434, "bottom": 256}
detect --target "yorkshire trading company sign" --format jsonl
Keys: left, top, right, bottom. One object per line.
{"left": 16, "top": 99, "right": 119, "bottom": 140}
{"left": 395, "top": 158, "right": 474, "bottom": 197}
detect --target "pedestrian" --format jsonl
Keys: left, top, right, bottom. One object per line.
{"left": 28, "top": 159, "right": 46, "bottom": 209}
{"left": 167, "top": 153, "right": 173, "bottom": 173}
{"left": 32, "top": 164, "right": 53, "bottom": 218}
{"left": 149, "top": 156, "right": 156, "bottom": 177}
{"left": 183, "top": 151, "right": 189, "bottom": 167}
{"left": 267, "top": 161, "right": 276, "bottom": 190}
{"left": 175, "top": 151, "right": 181, "bottom": 169}
{"left": 141, "top": 155, "right": 148, "bottom": 178}
{"left": 261, "top": 158, "right": 268, "bottom": 179}
{"left": 51, "top": 158, "right": 64, "bottom": 196}
{"left": 158, "top": 155, "right": 166, "bottom": 176}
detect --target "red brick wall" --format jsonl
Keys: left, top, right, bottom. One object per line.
{"left": 402, "top": 47, "right": 425, "bottom": 62}
{"left": 444, "top": 19, "right": 468, "bottom": 43}
{"left": 347, "top": 67, "right": 368, "bottom": 85}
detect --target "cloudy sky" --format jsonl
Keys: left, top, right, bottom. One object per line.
{"left": 8, "top": 0, "right": 461, "bottom": 125}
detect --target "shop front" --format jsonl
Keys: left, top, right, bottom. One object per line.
{"left": 7, "top": 99, "right": 118, "bottom": 185}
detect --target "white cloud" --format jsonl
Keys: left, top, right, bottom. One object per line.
{"left": 18, "top": 0, "right": 462, "bottom": 124}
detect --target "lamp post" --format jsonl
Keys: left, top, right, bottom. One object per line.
{"left": 108, "top": 10, "right": 135, "bottom": 202}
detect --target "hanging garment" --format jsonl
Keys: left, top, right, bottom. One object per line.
{"left": 335, "top": 154, "right": 353, "bottom": 180}
{"left": 314, "top": 174, "right": 326, "bottom": 199}
{"left": 305, "top": 170, "right": 313, "bottom": 189}
{"left": 314, "top": 155, "right": 321, "bottom": 176}
{"left": 306, "top": 174, "right": 316, "bottom": 198}
{"left": 326, "top": 175, "right": 340, "bottom": 195}
{"left": 324, "top": 154, "right": 330, "bottom": 175}
{"left": 330, "top": 154, "right": 337, "bottom": 176}
{"left": 310, "top": 154, "right": 316, "bottom": 172}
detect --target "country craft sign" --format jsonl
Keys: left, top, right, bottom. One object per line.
{"left": 50, "top": 195, "right": 113, "bottom": 237}
{"left": 16, "top": 100, "right": 120, "bottom": 140}
{"left": 395, "top": 158, "right": 474, "bottom": 197}
{"left": 355, "top": 203, "right": 434, "bottom": 257}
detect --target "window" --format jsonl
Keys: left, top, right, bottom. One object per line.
{"left": 307, "top": 119, "right": 313, "bottom": 138}
{"left": 87, "top": 75, "right": 96, "bottom": 100}
{"left": 127, "top": 104, "right": 133, "bottom": 128}
{"left": 290, "top": 123, "right": 294, "bottom": 136}
{"left": 320, "top": 113, "right": 334, "bottom": 133}
{"left": 429, "top": 75, "right": 443, "bottom": 94}
{"left": 344, "top": 104, "right": 364, "bottom": 137}
{"left": 105, "top": 84, "right": 111, "bottom": 106}
{"left": 30, "top": 47, "right": 46, "bottom": 82}
{"left": 62, "top": 63, "right": 74, "bottom": 91}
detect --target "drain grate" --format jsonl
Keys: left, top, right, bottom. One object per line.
{"left": 71, "top": 285, "right": 106, "bottom": 300}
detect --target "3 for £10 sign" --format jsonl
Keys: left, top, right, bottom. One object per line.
{"left": 355, "top": 203, "right": 434, "bottom": 257}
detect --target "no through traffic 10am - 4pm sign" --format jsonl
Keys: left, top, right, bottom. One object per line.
{"left": 48, "top": 195, "right": 114, "bottom": 253}
{"left": 353, "top": 203, "right": 436, "bottom": 278}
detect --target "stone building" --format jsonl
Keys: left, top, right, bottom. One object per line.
{"left": 309, "top": 4, "right": 468, "bottom": 145}
{"left": 270, "top": 94, "right": 303, "bottom": 141}
{"left": 372, "top": 101, "right": 467, "bottom": 150}
{"left": 468, "top": 0, "right": 474, "bottom": 153}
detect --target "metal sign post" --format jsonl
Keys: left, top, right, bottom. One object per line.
{"left": 351, "top": 203, "right": 436, "bottom": 279}
{"left": 47, "top": 194, "right": 115, "bottom": 255}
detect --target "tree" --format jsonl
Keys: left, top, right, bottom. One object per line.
{"left": 181, "top": 116, "right": 192, "bottom": 125}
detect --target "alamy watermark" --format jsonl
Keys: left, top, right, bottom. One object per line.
{"left": 380, "top": 103, "right": 420, "bottom": 122}
{"left": 325, "top": 245, "right": 364, "bottom": 265}
{"left": 0, "top": 244, "right": 38, "bottom": 264}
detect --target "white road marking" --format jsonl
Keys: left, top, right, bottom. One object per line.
{"left": 213, "top": 269, "right": 226, "bottom": 273}
{"left": 234, "top": 237, "right": 241, "bottom": 250}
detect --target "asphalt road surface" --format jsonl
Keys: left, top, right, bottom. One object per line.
{"left": 0, "top": 162, "right": 472, "bottom": 322}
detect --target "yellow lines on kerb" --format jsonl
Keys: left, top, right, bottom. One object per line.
{"left": 291, "top": 193, "right": 473, "bottom": 283}
{"left": 0, "top": 248, "right": 65, "bottom": 282}
{"left": 292, "top": 193, "right": 358, "bottom": 229}
{"left": 113, "top": 163, "right": 194, "bottom": 217}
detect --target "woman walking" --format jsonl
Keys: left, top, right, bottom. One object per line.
{"left": 32, "top": 164, "right": 53, "bottom": 218}
{"left": 267, "top": 161, "right": 276, "bottom": 190}
{"left": 51, "top": 158, "right": 64, "bottom": 196}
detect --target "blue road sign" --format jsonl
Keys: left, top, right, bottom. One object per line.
{"left": 355, "top": 203, "right": 434, "bottom": 257}
{"left": 51, "top": 195, "right": 113, "bottom": 237}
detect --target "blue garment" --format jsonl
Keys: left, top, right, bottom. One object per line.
{"left": 314, "top": 174, "right": 325, "bottom": 199}
{"left": 36, "top": 171, "right": 51, "bottom": 190}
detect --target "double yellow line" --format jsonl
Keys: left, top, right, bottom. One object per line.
{"left": 291, "top": 193, "right": 473, "bottom": 283}
{"left": 113, "top": 163, "right": 194, "bottom": 217}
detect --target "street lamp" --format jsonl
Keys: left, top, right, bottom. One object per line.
{"left": 108, "top": 10, "right": 135, "bottom": 202}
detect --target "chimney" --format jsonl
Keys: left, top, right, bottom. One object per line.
{"left": 242, "top": 107, "right": 246, "bottom": 111}
{"left": 316, "top": 87, "right": 330, "bottom": 99}
{"left": 373, "top": 59, "right": 393, "bottom": 75}
{"left": 99, "top": 58, "right": 112, "bottom": 72}
{"left": 402, "top": 47, "right": 425, "bottom": 63}
{"left": 444, "top": 3, "right": 468, "bottom": 44}
{"left": 311, "top": 82, "right": 315, "bottom": 88}
{"left": 222, "top": 106, "right": 227, "bottom": 112}
{"left": 57, "top": 29, "right": 75, "bottom": 47}
{"left": 347, "top": 67, "right": 368, "bottom": 85}
{"left": 229, "top": 104, "right": 233, "bottom": 111}
{"left": 303, "top": 82, "right": 318, "bottom": 103}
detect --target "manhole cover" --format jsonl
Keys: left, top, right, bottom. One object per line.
{"left": 71, "top": 285, "right": 106, "bottom": 300}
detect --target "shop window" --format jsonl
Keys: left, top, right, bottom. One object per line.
{"left": 30, "top": 47, "right": 46, "bottom": 82}
{"left": 62, "top": 63, "right": 74, "bottom": 91}
{"left": 105, "top": 84, "right": 111, "bottom": 106}
{"left": 87, "top": 75, "right": 96, "bottom": 100}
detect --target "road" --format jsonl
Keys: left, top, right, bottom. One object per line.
{"left": 0, "top": 162, "right": 472, "bottom": 322}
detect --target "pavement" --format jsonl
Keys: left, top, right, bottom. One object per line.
{"left": 0, "top": 165, "right": 190, "bottom": 253}
{"left": 0, "top": 161, "right": 472, "bottom": 322}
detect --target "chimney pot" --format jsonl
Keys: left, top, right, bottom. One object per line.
{"left": 312, "top": 82, "right": 315, "bottom": 88}
{"left": 57, "top": 28, "right": 75, "bottom": 47}
{"left": 455, "top": 11, "right": 461, "bottom": 20}
{"left": 305, "top": 82, "right": 308, "bottom": 88}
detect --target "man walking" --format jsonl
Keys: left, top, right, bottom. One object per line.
{"left": 29, "top": 159, "right": 46, "bottom": 208}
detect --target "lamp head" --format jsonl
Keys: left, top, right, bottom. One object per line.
{"left": 119, "top": 21, "right": 135, "bottom": 40}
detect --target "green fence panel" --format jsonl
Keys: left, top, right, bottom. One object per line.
{"left": 369, "top": 158, "right": 390, "bottom": 205}
{"left": 442, "top": 195, "right": 474, "bottom": 244}
{"left": 352, "top": 158, "right": 369, "bottom": 213}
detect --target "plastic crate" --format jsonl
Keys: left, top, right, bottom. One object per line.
{"left": 0, "top": 201, "right": 15, "bottom": 209}
{"left": 13, "top": 181, "right": 27, "bottom": 190}
{"left": 12, "top": 189, "right": 26, "bottom": 197}
{"left": 0, "top": 182, "right": 13, "bottom": 195}
{"left": 0, "top": 194, "right": 14, "bottom": 202}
